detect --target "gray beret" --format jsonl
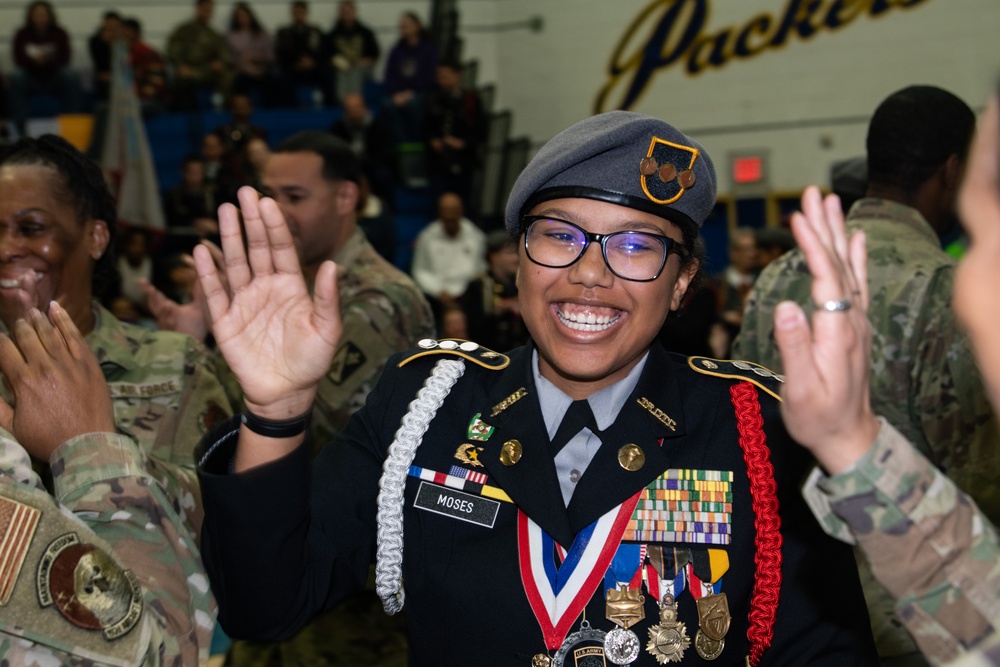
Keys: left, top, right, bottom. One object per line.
{"left": 505, "top": 111, "right": 717, "bottom": 234}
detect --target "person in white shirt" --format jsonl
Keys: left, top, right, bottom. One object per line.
{"left": 411, "top": 192, "right": 486, "bottom": 310}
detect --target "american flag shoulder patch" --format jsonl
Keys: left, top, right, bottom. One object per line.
{"left": 0, "top": 495, "right": 41, "bottom": 605}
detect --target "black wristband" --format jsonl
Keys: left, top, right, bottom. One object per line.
{"left": 240, "top": 407, "right": 312, "bottom": 439}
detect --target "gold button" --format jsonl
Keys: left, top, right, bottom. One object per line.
{"left": 618, "top": 444, "right": 645, "bottom": 471}
{"left": 678, "top": 168, "right": 697, "bottom": 188}
{"left": 501, "top": 439, "right": 523, "bottom": 466}
{"left": 639, "top": 156, "right": 658, "bottom": 176}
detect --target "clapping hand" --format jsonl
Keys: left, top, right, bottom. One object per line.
{"left": 193, "top": 187, "right": 341, "bottom": 424}
{"left": 775, "top": 186, "right": 881, "bottom": 474}
{"left": 0, "top": 303, "right": 115, "bottom": 461}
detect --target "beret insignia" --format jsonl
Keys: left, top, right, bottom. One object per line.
{"left": 640, "top": 137, "right": 700, "bottom": 205}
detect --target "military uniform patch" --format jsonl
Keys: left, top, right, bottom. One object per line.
{"left": 329, "top": 341, "right": 368, "bottom": 385}
{"left": 37, "top": 533, "right": 143, "bottom": 640}
{"left": 0, "top": 495, "right": 40, "bottom": 605}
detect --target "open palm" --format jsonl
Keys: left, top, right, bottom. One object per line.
{"left": 194, "top": 187, "right": 341, "bottom": 419}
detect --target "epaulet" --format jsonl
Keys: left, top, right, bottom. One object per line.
{"left": 687, "top": 357, "right": 785, "bottom": 402}
{"left": 397, "top": 338, "right": 510, "bottom": 370}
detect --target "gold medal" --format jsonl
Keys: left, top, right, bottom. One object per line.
{"left": 605, "top": 585, "right": 644, "bottom": 665}
{"left": 695, "top": 592, "right": 731, "bottom": 642}
{"left": 694, "top": 631, "right": 725, "bottom": 660}
{"left": 646, "top": 594, "right": 689, "bottom": 664}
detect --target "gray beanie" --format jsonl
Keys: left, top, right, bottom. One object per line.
{"left": 504, "top": 111, "right": 717, "bottom": 234}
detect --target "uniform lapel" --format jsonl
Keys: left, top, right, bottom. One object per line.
{"left": 476, "top": 347, "right": 576, "bottom": 548}
{"left": 567, "top": 345, "right": 687, "bottom": 535}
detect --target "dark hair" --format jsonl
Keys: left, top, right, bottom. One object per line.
{"left": 400, "top": 11, "right": 427, "bottom": 40}
{"left": 867, "top": 85, "right": 976, "bottom": 193}
{"left": 0, "top": 135, "right": 118, "bottom": 296}
{"left": 273, "top": 131, "right": 361, "bottom": 184}
{"left": 25, "top": 1, "right": 56, "bottom": 29}
{"left": 182, "top": 154, "right": 205, "bottom": 168}
{"left": 438, "top": 58, "right": 463, "bottom": 73}
{"left": 123, "top": 17, "right": 142, "bottom": 36}
{"left": 102, "top": 10, "right": 121, "bottom": 21}
{"left": 230, "top": 2, "right": 263, "bottom": 33}
{"left": 291, "top": 0, "right": 308, "bottom": 9}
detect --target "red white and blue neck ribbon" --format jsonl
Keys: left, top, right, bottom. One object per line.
{"left": 518, "top": 492, "right": 642, "bottom": 650}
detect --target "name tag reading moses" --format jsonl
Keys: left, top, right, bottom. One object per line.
{"left": 414, "top": 482, "right": 500, "bottom": 528}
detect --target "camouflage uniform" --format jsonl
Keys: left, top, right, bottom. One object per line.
{"left": 803, "top": 418, "right": 1000, "bottom": 667}
{"left": 733, "top": 199, "right": 1000, "bottom": 665}
{"left": 2, "top": 303, "right": 234, "bottom": 540}
{"left": 166, "top": 18, "right": 233, "bottom": 96}
{"left": 0, "top": 430, "right": 215, "bottom": 664}
{"left": 228, "top": 229, "right": 433, "bottom": 667}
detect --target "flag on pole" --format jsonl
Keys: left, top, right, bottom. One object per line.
{"left": 101, "top": 39, "right": 165, "bottom": 230}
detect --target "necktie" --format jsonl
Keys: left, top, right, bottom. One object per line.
{"left": 550, "top": 399, "right": 597, "bottom": 454}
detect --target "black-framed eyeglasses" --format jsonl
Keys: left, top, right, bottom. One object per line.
{"left": 522, "top": 215, "right": 689, "bottom": 282}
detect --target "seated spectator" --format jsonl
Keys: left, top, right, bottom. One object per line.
{"left": 201, "top": 132, "right": 225, "bottom": 185}
{"left": 123, "top": 17, "right": 168, "bottom": 114}
{"left": 383, "top": 11, "right": 439, "bottom": 145}
{"left": 274, "top": 0, "right": 326, "bottom": 105}
{"left": 215, "top": 134, "right": 269, "bottom": 206}
{"left": 88, "top": 11, "right": 122, "bottom": 102}
{"left": 460, "top": 229, "right": 527, "bottom": 352}
{"left": 325, "top": 1, "right": 380, "bottom": 105}
{"left": 425, "top": 59, "right": 486, "bottom": 205}
{"left": 356, "top": 172, "right": 395, "bottom": 264}
{"left": 411, "top": 192, "right": 486, "bottom": 315}
{"left": 214, "top": 93, "right": 266, "bottom": 152}
{"left": 227, "top": 2, "right": 277, "bottom": 107}
{"left": 8, "top": 1, "right": 81, "bottom": 134}
{"left": 116, "top": 227, "right": 153, "bottom": 309}
{"left": 715, "top": 226, "right": 759, "bottom": 352}
{"left": 166, "top": 0, "right": 232, "bottom": 111}
{"left": 330, "top": 92, "right": 395, "bottom": 201}
{"left": 164, "top": 155, "right": 218, "bottom": 241}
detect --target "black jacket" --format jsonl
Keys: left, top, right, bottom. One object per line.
{"left": 198, "top": 343, "right": 877, "bottom": 666}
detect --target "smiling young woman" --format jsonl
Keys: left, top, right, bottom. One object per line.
{"left": 195, "top": 112, "right": 879, "bottom": 666}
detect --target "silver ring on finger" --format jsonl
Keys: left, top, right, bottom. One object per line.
{"left": 819, "top": 298, "right": 852, "bottom": 312}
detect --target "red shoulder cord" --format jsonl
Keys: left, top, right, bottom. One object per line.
{"left": 730, "top": 381, "right": 782, "bottom": 667}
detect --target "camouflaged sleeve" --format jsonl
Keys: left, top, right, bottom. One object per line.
{"left": 0, "top": 433, "right": 215, "bottom": 665}
{"left": 0, "top": 428, "right": 46, "bottom": 491}
{"left": 804, "top": 420, "right": 1000, "bottom": 665}
{"left": 312, "top": 289, "right": 435, "bottom": 448}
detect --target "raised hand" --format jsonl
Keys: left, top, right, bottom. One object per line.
{"left": 0, "top": 302, "right": 116, "bottom": 461}
{"left": 193, "top": 186, "right": 341, "bottom": 421}
{"left": 775, "top": 186, "right": 881, "bottom": 474}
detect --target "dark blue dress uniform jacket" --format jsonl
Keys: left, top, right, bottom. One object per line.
{"left": 197, "top": 343, "right": 878, "bottom": 666}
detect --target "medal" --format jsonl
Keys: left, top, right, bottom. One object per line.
{"left": 552, "top": 620, "right": 608, "bottom": 667}
{"left": 603, "top": 543, "right": 646, "bottom": 666}
{"left": 687, "top": 557, "right": 731, "bottom": 662}
{"left": 532, "top": 654, "right": 553, "bottom": 667}
{"left": 645, "top": 594, "right": 690, "bottom": 664}
{"left": 643, "top": 547, "right": 690, "bottom": 664}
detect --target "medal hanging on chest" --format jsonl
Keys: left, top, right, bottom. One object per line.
{"left": 518, "top": 492, "right": 642, "bottom": 662}
{"left": 644, "top": 546, "right": 690, "bottom": 664}
{"left": 603, "top": 543, "right": 646, "bottom": 665}
{"left": 686, "top": 553, "right": 732, "bottom": 661}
